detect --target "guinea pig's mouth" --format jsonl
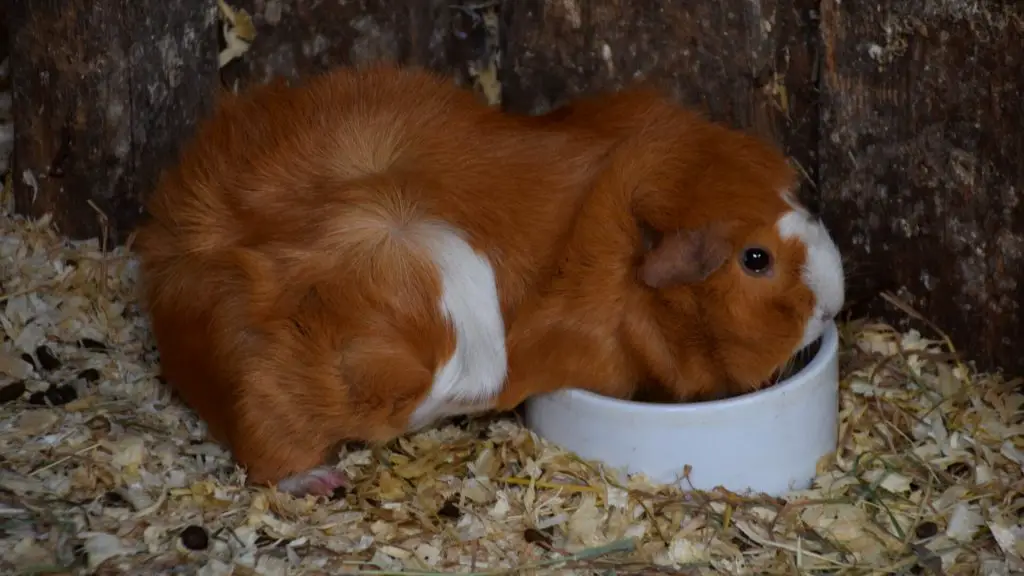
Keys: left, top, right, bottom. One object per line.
{"left": 628, "top": 336, "right": 825, "bottom": 404}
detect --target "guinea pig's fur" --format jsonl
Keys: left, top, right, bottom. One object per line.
{"left": 135, "top": 65, "right": 612, "bottom": 496}
{"left": 495, "top": 89, "right": 845, "bottom": 409}
{"left": 135, "top": 65, "right": 844, "bottom": 496}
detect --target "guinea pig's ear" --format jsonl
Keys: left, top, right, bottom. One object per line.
{"left": 638, "top": 222, "right": 732, "bottom": 288}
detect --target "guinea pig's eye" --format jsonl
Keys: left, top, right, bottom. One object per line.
{"left": 740, "top": 247, "right": 773, "bottom": 276}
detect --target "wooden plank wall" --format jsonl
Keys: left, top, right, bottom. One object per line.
{"left": 4, "top": 1, "right": 1022, "bottom": 374}
{"left": 8, "top": 0, "right": 221, "bottom": 244}
{"left": 817, "top": 2, "right": 1024, "bottom": 375}
{"left": 6, "top": 0, "right": 500, "bottom": 244}
{"left": 219, "top": 0, "right": 456, "bottom": 90}
{"left": 215, "top": 0, "right": 503, "bottom": 106}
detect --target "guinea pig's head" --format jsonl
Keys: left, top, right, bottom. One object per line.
{"left": 618, "top": 113, "right": 845, "bottom": 401}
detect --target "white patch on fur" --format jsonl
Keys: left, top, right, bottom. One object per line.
{"left": 776, "top": 206, "right": 845, "bottom": 350}
{"left": 406, "top": 222, "right": 508, "bottom": 431}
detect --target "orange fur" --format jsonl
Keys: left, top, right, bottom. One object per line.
{"left": 496, "top": 88, "right": 818, "bottom": 408}
{"left": 135, "top": 65, "right": 610, "bottom": 490}
{"left": 136, "top": 65, "right": 829, "bottom": 492}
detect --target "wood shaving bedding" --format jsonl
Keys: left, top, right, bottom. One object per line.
{"left": 0, "top": 182, "right": 1021, "bottom": 575}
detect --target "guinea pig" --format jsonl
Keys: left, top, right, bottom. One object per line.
{"left": 134, "top": 64, "right": 615, "bottom": 496}
{"left": 493, "top": 87, "right": 846, "bottom": 410}
{"left": 135, "top": 64, "right": 843, "bottom": 497}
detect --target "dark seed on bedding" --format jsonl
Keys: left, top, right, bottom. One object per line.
{"left": 180, "top": 525, "right": 210, "bottom": 550}
{"left": 79, "top": 338, "right": 108, "bottom": 351}
{"left": 45, "top": 384, "right": 78, "bottom": 406}
{"left": 28, "top": 391, "right": 48, "bottom": 405}
{"left": 77, "top": 368, "right": 101, "bottom": 383}
{"left": 915, "top": 521, "right": 938, "bottom": 539}
{"left": 524, "top": 527, "right": 553, "bottom": 545}
{"left": 0, "top": 381, "right": 27, "bottom": 404}
{"left": 20, "top": 353, "right": 36, "bottom": 369}
{"left": 35, "top": 345, "right": 62, "bottom": 371}
{"left": 437, "top": 498, "right": 461, "bottom": 519}
{"left": 101, "top": 491, "right": 128, "bottom": 507}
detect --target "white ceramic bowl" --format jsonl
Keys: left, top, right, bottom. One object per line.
{"left": 524, "top": 321, "right": 840, "bottom": 496}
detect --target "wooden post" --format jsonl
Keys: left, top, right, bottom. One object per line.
{"left": 8, "top": 0, "right": 220, "bottom": 244}
{"left": 500, "top": 0, "right": 821, "bottom": 206}
{"left": 819, "top": 2, "right": 1024, "bottom": 374}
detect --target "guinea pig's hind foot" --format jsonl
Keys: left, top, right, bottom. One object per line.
{"left": 276, "top": 466, "right": 351, "bottom": 498}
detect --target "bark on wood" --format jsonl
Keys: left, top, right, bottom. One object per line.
{"left": 500, "top": 0, "right": 821, "bottom": 205}
{"left": 820, "top": 1, "right": 1024, "bottom": 374}
{"left": 218, "top": 0, "right": 493, "bottom": 93}
{"left": 8, "top": 0, "right": 220, "bottom": 244}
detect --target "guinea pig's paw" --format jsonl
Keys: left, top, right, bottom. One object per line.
{"left": 276, "top": 466, "right": 351, "bottom": 498}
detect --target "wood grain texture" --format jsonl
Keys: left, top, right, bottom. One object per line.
{"left": 0, "top": 3, "right": 8, "bottom": 65}
{"left": 500, "top": 0, "right": 821, "bottom": 204}
{"left": 8, "top": 0, "right": 220, "bottom": 244}
{"left": 819, "top": 1, "right": 1024, "bottom": 374}
{"left": 218, "top": 0, "right": 486, "bottom": 90}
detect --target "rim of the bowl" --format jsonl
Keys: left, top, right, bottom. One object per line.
{"left": 529, "top": 320, "right": 840, "bottom": 414}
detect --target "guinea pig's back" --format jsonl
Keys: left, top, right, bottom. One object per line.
{"left": 145, "top": 67, "right": 466, "bottom": 239}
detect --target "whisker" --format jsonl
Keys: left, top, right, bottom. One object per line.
{"left": 774, "top": 336, "right": 821, "bottom": 385}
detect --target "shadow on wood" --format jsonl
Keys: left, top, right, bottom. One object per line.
{"left": 8, "top": 0, "right": 221, "bottom": 244}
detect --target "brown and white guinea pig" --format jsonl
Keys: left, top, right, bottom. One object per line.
{"left": 492, "top": 87, "right": 846, "bottom": 410}
{"left": 134, "top": 64, "right": 843, "bottom": 497}
{"left": 134, "top": 64, "right": 613, "bottom": 497}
